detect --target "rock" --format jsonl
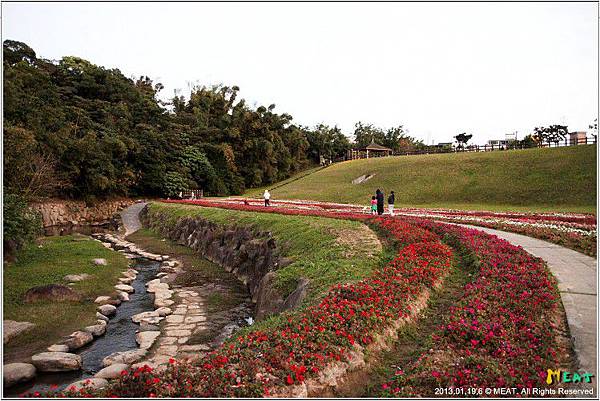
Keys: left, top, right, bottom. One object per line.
{"left": 23, "top": 284, "right": 81, "bottom": 303}
{"left": 93, "top": 258, "right": 107, "bottom": 265}
{"left": 116, "top": 291, "right": 130, "bottom": 301}
{"left": 140, "top": 316, "right": 163, "bottom": 325}
{"left": 94, "top": 296, "right": 111, "bottom": 304}
{"left": 96, "top": 312, "right": 109, "bottom": 322}
{"left": 31, "top": 352, "right": 82, "bottom": 372}
{"left": 114, "top": 284, "right": 134, "bottom": 293}
{"left": 3, "top": 320, "right": 35, "bottom": 344}
{"left": 3, "top": 363, "right": 36, "bottom": 387}
{"left": 84, "top": 323, "right": 106, "bottom": 337}
{"left": 146, "top": 279, "right": 160, "bottom": 287}
{"left": 102, "top": 349, "right": 147, "bottom": 367}
{"left": 97, "top": 304, "right": 117, "bottom": 317}
{"left": 131, "top": 311, "right": 158, "bottom": 323}
{"left": 147, "top": 283, "right": 169, "bottom": 293}
{"left": 136, "top": 331, "right": 160, "bottom": 349}
{"left": 64, "top": 331, "right": 94, "bottom": 351}
{"left": 47, "top": 344, "right": 69, "bottom": 352}
{"left": 94, "top": 363, "right": 129, "bottom": 379}
{"left": 118, "top": 277, "right": 133, "bottom": 284}
{"left": 154, "top": 298, "right": 175, "bottom": 308}
{"left": 64, "top": 274, "right": 93, "bottom": 282}
{"left": 165, "top": 314, "right": 183, "bottom": 324}
{"left": 155, "top": 307, "right": 172, "bottom": 316}
{"left": 66, "top": 378, "right": 108, "bottom": 391}
{"left": 139, "top": 322, "right": 160, "bottom": 332}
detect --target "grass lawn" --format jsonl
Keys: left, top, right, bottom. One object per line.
{"left": 3, "top": 234, "right": 130, "bottom": 363}
{"left": 243, "top": 165, "right": 324, "bottom": 198}
{"left": 146, "top": 202, "right": 384, "bottom": 301}
{"left": 252, "top": 146, "right": 596, "bottom": 214}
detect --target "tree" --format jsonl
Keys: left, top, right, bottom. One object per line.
{"left": 589, "top": 119, "right": 598, "bottom": 139}
{"left": 533, "top": 125, "right": 569, "bottom": 145}
{"left": 454, "top": 133, "right": 473, "bottom": 149}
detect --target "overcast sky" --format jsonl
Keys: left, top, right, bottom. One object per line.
{"left": 3, "top": 2, "right": 598, "bottom": 144}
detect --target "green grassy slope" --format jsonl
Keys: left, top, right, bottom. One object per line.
{"left": 253, "top": 146, "right": 596, "bottom": 213}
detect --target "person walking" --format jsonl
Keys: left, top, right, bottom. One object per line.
{"left": 376, "top": 189, "right": 384, "bottom": 215}
{"left": 263, "top": 189, "right": 271, "bottom": 207}
{"left": 387, "top": 191, "right": 395, "bottom": 216}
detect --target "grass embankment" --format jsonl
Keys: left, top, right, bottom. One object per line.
{"left": 3, "top": 235, "right": 130, "bottom": 363}
{"left": 247, "top": 146, "right": 596, "bottom": 213}
{"left": 146, "top": 202, "right": 384, "bottom": 301}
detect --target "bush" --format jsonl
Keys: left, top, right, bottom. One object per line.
{"left": 3, "top": 193, "right": 42, "bottom": 254}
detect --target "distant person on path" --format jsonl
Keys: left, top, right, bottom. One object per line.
{"left": 263, "top": 189, "right": 271, "bottom": 207}
{"left": 370, "top": 196, "right": 378, "bottom": 215}
{"left": 376, "top": 189, "right": 384, "bottom": 215}
{"left": 387, "top": 191, "right": 395, "bottom": 216}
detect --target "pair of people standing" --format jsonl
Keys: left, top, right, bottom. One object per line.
{"left": 370, "top": 189, "right": 395, "bottom": 216}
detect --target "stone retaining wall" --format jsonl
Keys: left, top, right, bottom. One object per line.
{"left": 30, "top": 199, "right": 135, "bottom": 228}
{"left": 140, "top": 205, "right": 306, "bottom": 320}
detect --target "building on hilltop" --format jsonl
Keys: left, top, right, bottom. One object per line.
{"left": 347, "top": 140, "right": 392, "bottom": 160}
{"left": 569, "top": 131, "right": 588, "bottom": 145}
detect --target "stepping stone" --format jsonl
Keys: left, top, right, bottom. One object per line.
{"left": 140, "top": 316, "right": 164, "bottom": 325}
{"left": 64, "top": 331, "right": 93, "bottom": 350}
{"left": 94, "top": 363, "right": 129, "bottom": 379}
{"left": 136, "top": 331, "right": 160, "bottom": 349}
{"left": 179, "top": 344, "right": 210, "bottom": 352}
{"left": 31, "top": 352, "right": 82, "bottom": 372}
{"left": 165, "top": 315, "right": 183, "bottom": 324}
{"left": 132, "top": 311, "right": 159, "bottom": 323}
{"left": 156, "top": 345, "right": 178, "bottom": 356}
{"left": 139, "top": 322, "right": 160, "bottom": 332}
{"left": 47, "top": 344, "right": 69, "bottom": 352}
{"left": 155, "top": 307, "right": 172, "bottom": 316}
{"left": 3, "top": 363, "right": 36, "bottom": 387}
{"left": 115, "top": 284, "right": 134, "bottom": 293}
{"left": 66, "top": 378, "right": 108, "bottom": 391}
{"left": 154, "top": 299, "right": 175, "bottom": 308}
{"left": 165, "top": 329, "right": 191, "bottom": 337}
{"left": 3, "top": 320, "right": 35, "bottom": 344}
{"left": 97, "top": 304, "right": 117, "bottom": 317}
{"left": 102, "top": 349, "right": 147, "bottom": 367}
{"left": 185, "top": 316, "right": 206, "bottom": 324}
{"left": 177, "top": 337, "right": 189, "bottom": 344}
{"left": 93, "top": 258, "right": 107, "bottom": 266}
{"left": 159, "top": 337, "right": 177, "bottom": 345}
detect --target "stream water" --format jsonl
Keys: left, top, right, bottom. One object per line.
{"left": 6, "top": 258, "right": 159, "bottom": 396}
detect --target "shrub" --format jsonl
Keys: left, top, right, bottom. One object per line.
{"left": 3, "top": 193, "right": 41, "bottom": 254}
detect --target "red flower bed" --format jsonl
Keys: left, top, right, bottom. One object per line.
{"left": 380, "top": 219, "right": 563, "bottom": 396}
{"left": 37, "top": 214, "right": 452, "bottom": 397}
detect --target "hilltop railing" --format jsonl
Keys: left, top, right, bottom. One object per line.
{"left": 350, "top": 136, "right": 597, "bottom": 159}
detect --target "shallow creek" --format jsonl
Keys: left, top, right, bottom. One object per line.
{"left": 7, "top": 235, "right": 254, "bottom": 396}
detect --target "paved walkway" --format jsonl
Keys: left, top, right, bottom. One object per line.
{"left": 120, "top": 202, "right": 147, "bottom": 236}
{"left": 455, "top": 224, "right": 597, "bottom": 385}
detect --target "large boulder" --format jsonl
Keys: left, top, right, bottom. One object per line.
{"left": 3, "top": 363, "right": 36, "bottom": 387}
{"left": 66, "top": 378, "right": 108, "bottom": 391}
{"left": 64, "top": 331, "right": 94, "bottom": 351}
{"left": 94, "top": 363, "right": 129, "bottom": 379}
{"left": 102, "top": 349, "right": 146, "bottom": 367}
{"left": 31, "top": 352, "right": 82, "bottom": 372}
{"left": 23, "top": 284, "right": 80, "bottom": 303}
{"left": 3, "top": 320, "right": 35, "bottom": 344}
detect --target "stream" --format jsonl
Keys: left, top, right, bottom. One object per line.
{"left": 7, "top": 232, "right": 254, "bottom": 396}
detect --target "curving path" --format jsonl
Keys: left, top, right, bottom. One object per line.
{"left": 120, "top": 202, "right": 147, "bottom": 237}
{"left": 455, "top": 223, "right": 597, "bottom": 387}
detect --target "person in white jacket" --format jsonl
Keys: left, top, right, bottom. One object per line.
{"left": 263, "top": 189, "right": 271, "bottom": 207}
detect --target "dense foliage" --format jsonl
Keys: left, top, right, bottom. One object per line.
{"left": 3, "top": 40, "right": 352, "bottom": 200}
{"left": 3, "top": 193, "right": 42, "bottom": 255}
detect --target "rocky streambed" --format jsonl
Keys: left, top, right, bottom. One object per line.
{"left": 4, "top": 233, "right": 253, "bottom": 395}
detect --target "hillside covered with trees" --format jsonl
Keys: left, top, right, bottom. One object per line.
{"left": 4, "top": 40, "right": 355, "bottom": 201}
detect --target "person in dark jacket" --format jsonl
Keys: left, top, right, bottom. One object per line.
{"left": 387, "top": 191, "right": 395, "bottom": 216}
{"left": 376, "top": 189, "right": 384, "bottom": 215}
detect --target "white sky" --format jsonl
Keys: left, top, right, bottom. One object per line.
{"left": 2, "top": 2, "right": 598, "bottom": 145}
